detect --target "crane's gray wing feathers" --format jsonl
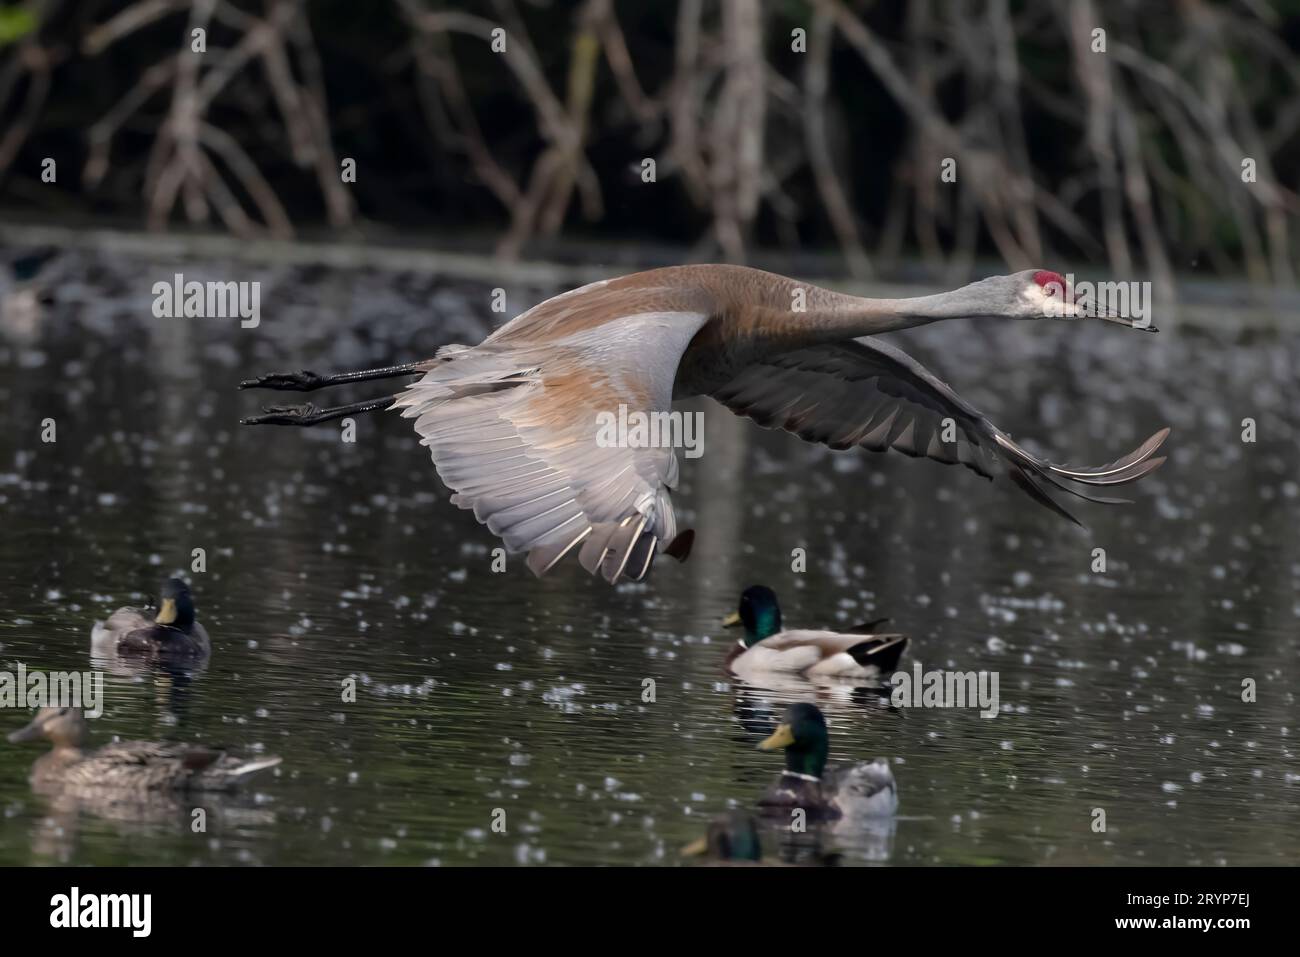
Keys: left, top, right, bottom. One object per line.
{"left": 393, "top": 311, "right": 708, "bottom": 583}
{"left": 711, "top": 338, "right": 1168, "bottom": 526}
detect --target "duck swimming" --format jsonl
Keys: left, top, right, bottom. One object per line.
{"left": 7, "top": 708, "right": 281, "bottom": 793}
{"left": 242, "top": 265, "right": 1169, "bottom": 584}
{"left": 681, "top": 811, "right": 764, "bottom": 863}
{"left": 681, "top": 809, "right": 846, "bottom": 866}
{"left": 0, "top": 246, "right": 57, "bottom": 343}
{"left": 90, "top": 578, "right": 210, "bottom": 662}
{"left": 724, "top": 585, "right": 907, "bottom": 680}
{"left": 756, "top": 703, "right": 897, "bottom": 820}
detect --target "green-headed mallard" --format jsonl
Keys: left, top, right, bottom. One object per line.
{"left": 723, "top": 585, "right": 907, "bottom": 679}
{"left": 7, "top": 708, "right": 280, "bottom": 793}
{"left": 756, "top": 703, "right": 897, "bottom": 820}
{"left": 90, "top": 578, "right": 210, "bottom": 662}
{"left": 681, "top": 811, "right": 764, "bottom": 863}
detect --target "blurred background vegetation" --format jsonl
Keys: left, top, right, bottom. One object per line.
{"left": 0, "top": 0, "right": 1298, "bottom": 285}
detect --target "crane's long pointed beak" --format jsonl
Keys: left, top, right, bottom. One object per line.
{"left": 1055, "top": 301, "right": 1159, "bottom": 332}
{"left": 1095, "top": 312, "right": 1159, "bottom": 333}
{"left": 1048, "top": 293, "right": 1159, "bottom": 332}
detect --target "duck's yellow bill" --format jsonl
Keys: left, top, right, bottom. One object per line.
{"left": 721, "top": 612, "right": 742, "bottom": 628}
{"left": 758, "top": 723, "right": 795, "bottom": 751}
{"left": 680, "top": 837, "right": 709, "bottom": 857}
{"left": 155, "top": 598, "right": 177, "bottom": 625}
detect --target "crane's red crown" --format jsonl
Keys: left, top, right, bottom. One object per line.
{"left": 1033, "top": 270, "right": 1067, "bottom": 293}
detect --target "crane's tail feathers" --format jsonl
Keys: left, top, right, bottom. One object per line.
{"left": 525, "top": 524, "right": 692, "bottom": 582}
{"left": 576, "top": 515, "right": 653, "bottom": 584}
{"left": 525, "top": 527, "right": 592, "bottom": 578}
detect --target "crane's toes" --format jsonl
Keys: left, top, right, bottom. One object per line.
{"left": 238, "top": 370, "right": 325, "bottom": 391}
{"left": 240, "top": 403, "right": 318, "bottom": 425}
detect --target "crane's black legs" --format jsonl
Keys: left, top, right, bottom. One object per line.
{"left": 240, "top": 361, "right": 421, "bottom": 426}
{"left": 240, "top": 397, "right": 395, "bottom": 427}
{"left": 239, "top": 362, "right": 424, "bottom": 393}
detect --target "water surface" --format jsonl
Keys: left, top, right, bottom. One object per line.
{"left": 0, "top": 248, "right": 1296, "bottom": 865}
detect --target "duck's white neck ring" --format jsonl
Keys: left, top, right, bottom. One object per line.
{"left": 782, "top": 770, "right": 821, "bottom": 783}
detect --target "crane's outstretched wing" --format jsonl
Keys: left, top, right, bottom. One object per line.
{"left": 393, "top": 311, "right": 707, "bottom": 583}
{"left": 710, "top": 337, "right": 1168, "bottom": 526}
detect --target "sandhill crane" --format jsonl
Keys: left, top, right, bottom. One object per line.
{"left": 241, "top": 265, "right": 1169, "bottom": 584}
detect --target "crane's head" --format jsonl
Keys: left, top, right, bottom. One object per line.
{"left": 993, "top": 269, "right": 1156, "bottom": 330}
{"left": 963, "top": 268, "right": 1074, "bottom": 318}
{"left": 946, "top": 267, "right": 1159, "bottom": 330}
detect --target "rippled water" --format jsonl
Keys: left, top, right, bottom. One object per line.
{"left": 0, "top": 247, "right": 1297, "bottom": 865}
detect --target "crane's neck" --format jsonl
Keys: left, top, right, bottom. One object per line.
{"left": 747, "top": 283, "right": 985, "bottom": 350}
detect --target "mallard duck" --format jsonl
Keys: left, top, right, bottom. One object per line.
{"left": 723, "top": 585, "right": 907, "bottom": 679}
{"left": 90, "top": 578, "right": 210, "bottom": 662}
{"left": 6, "top": 708, "right": 281, "bottom": 793}
{"left": 681, "top": 811, "right": 764, "bottom": 862}
{"left": 243, "top": 265, "right": 1169, "bottom": 584}
{"left": 681, "top": 810, "right": 846, "bottom": 866}
{"left": 756, "top": 703, "right": 897, "bottom": 820}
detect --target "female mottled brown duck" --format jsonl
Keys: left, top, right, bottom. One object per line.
{"left": 7, "top": 708, "right": 280, "bottom": 793}
{"left": 723, "top": 585, "right": 907, "bottom": 680}
{"left": 90, "top": 578, "right": 210, "bottom": 662}
{"left": 756, "top": 703, "right": 897, "bottom": 820}
{"left": 242, "top": 265, "right": 1169, "bottom": 584}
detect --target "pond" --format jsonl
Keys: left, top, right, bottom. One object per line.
{"left": 0, "top": 245, "right": 1296, "bottom": 865}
